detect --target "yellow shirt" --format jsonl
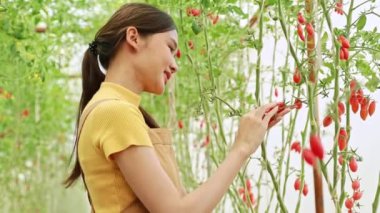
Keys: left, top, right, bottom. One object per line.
{"left": 78, "top": 82, "right": 183, "bottom": 212}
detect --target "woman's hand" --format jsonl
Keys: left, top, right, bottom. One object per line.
{"left": 232, "top": 102, "right": 291, "bottom": 158}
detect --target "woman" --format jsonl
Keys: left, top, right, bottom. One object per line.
{"left": 64, "top": 3, "right": 290, "bottom": 212}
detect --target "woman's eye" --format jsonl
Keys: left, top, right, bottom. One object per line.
{"left": 169, "top": 45, "right": 176, "bottom": 52}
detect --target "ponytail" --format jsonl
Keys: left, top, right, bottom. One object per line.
{"left": 64, "top": 49, "right": 104, "bottom": 187}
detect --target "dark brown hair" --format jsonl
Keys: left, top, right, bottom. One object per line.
{"left": 64, "top": 3, "right": 177, "bottom": 187}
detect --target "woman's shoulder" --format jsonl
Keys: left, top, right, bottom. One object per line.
{"left": 88, "top": 99, "right": 143, "bottom": 121}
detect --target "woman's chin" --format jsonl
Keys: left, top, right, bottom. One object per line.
{"left": 147, "top": 84, "right": 165, "bottom": 95}
{"left": 156, "top": 87, "right": 165, "bottom": 95}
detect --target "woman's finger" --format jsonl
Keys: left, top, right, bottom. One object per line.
{"left": 262, "top": 106, "right": 279, "bottom": 124}
{"left": 277, "top": 108, "right": 292, "bottom": 117}
{"left": 255, "top": 102, "right": 278, "bottom": 117}
{"left": 268, "top": 116, "right": 284, "bottom": 128}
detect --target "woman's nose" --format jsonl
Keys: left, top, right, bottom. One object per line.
{"left": 169, "top": 62, "right": 178, "bottom": 74}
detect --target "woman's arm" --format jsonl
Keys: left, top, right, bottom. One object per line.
{"left": 113, "top": 144, "right": 248, "bottom": 213}
{"left": 113, "top": 102, "right": 288, "bottom": 212}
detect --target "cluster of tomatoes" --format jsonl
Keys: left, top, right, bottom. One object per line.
{"left": 293, "top": 177, "right": 309, "bottom": 196}
{"left": 301, "top": 134, "right": 324, "bottom": 166}
{"left": 237, "top": 179, "right": 255, "bottom": 205}
{"left": 186, "top": 7, "right": 219, "bottom": 24}
{"left": 339, "top": 35, "right": 350, "bottom": 61}
{"left": 296, "top": 12, "right": 314, "bottom": 43}
{"left": 345, "top": 179, "right": 363, "bottom": 211}
{"left": 349, "top": 80, "right": 376, "bottom": 120}
{"left": 334, "top": 0, "right": 344, "bottom": 15}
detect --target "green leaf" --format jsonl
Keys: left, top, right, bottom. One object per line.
{"left": 191, "top": 21, "right": 202, "bottom": 35}
{"left": 356, "top": 59, "right": 372, "bottom": 77}
{"left": 321, "top": 32, "right": 328, "bottom": 50}
{"left": 356, "top": 59, "right": 380, "bottom": 92}
{"left": 213, "top": 68, "right": 222, "bottom": 78}
{"left": 201, "top": 0, "right": 210, "bottom": 8}
{"left": 357, "top": 14, "right": 367, "bottom": 31}
{"left": 365, "top": 77, "right": 380, "bottom": 92}
{"left": 227, "top": 5, "right": 245, "bottom": 16}
{"left": 266, "top": 0, "right": 277, "bottom": 6}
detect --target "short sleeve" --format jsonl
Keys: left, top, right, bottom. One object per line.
{"left": 93, "top": 101, "right": 153, "bottom": 160}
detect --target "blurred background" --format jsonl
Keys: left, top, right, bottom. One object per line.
{"left": 0, "top": 0, "right": 379, "bottom": 212}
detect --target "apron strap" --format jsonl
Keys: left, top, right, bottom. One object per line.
{"left": 77, "top": 98, "right": 119, "bottom": 212}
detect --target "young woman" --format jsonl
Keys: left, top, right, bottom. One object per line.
{"left": 65, "top": 3, "right": 290, "bottom": 212}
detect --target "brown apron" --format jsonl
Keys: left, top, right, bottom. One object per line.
{"left": 121, "top": 128, "right": 186, "bottom": 213}
{"left": 78, "top": 99, "right": 186, "bottom": 213}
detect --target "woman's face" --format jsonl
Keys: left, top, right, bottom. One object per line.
{"left": 134, "top": 30, "right": 179, "bottom": 95}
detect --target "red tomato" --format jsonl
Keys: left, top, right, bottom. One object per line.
{"left": 349, "top": 157, "right": 358, "bottom": 172}
{"left": 178, "top": 120, "right": 184, "bottom": 129}
{"left": 188, "top": 40, "right": 195, "bottom": 50}
{"left": 310, "top": 134, "right": 324, "bottom": 159}
{"left": 353, "top": 191, "right": 363, "bottom": 201}
{"left": 323, "top": 115, "right": 332, "bottom": 127}
{"left": 305, "top": 23, "right": 314, "bottom": 37}
{"left": 176, "top": 49, "right": 181, "bottom": 58}
{"left": 293, "top": 68, "right": 302, "bottom": 84}
{"left": 245, "top": 179, "right": 252, "bottom": 191}
{"left": 291, "top": 141, "right": 301, "bottom": 153}
{"left": 294, "top": 178, "right": 301, "bottom": 190}
{"left": 340, "top": 48, "right": 345, "bottom": 60}
{"left": 342, "top": 47, "right": 349, "bottom": 60}
{"left": 249, "top": 193, "right": 254, "bottom": 204}
{"left": 338, "top": 128, "right": 347, "bottom": 151}
{"left": 191, "top": 9, "right": 201, "bottom": 17}
{"left": 302, "top": 183, "right": 308, "bottom": 196}
{"left": 297, "top": 12, "right": 306, "bottom": 25}
{"left": 335, "top": 2, "right": 344, "bottom": 15}
{"left": 368, "top": 101, "right": 376, "bottom": 116}
{"left": 350, "top": 94, "right": 359, "bottom": 113}
{"left": 345, "top": 198, "right": 354, "bottom": 209}
{"left": 338, "top": 154, "right": 344, "bottom": 166}
{"left": 349, "top": 80, "right": 356, "bottom": 91}
{"left": 302, "top": 148, "right": 316, "bottom": 166}
{"left": 294, "top": 98, "right": 302, "bottom": 109}
{"left": 360, "top": 106, "right": 368, "bottom": 121}
{"left": 338, "top": 101, "right": 345, "bottom": 116}
{"left": 297, "top": 24, "right": 305, "bottom": 41}
{"left": 22, "top": 109, "right": 30, "bottom": 118}
{"left": 352, "top": 180, "right": 360, "bottom": 191}
{"left": 200, "top": 135, "right": 210, "bottom": 147}
{"left": 339, "top": 35, "right": 351, "bottom": 49}
{"left": 207, "top": 13, "right": 219, "bottom": 25}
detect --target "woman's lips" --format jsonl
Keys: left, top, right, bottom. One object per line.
{"left": 164, "top": 71, "right": 171, "bottom": 82}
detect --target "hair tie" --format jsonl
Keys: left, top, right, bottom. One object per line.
{"left": 88, "top": 40, "right": 107, "bottom": 75}
{"left": 97, "top": 55, "right": 107, "bottom": 75}
{"left": 88, "top": 40, "right": 97, "bottom": 56}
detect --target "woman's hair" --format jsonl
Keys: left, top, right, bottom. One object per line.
{"left": 64, "top": 3, "right": 177, "bottom": 187}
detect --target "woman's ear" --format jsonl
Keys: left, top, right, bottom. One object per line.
{"left": 125, "top": 26, "right": 140, "bottom": 51}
